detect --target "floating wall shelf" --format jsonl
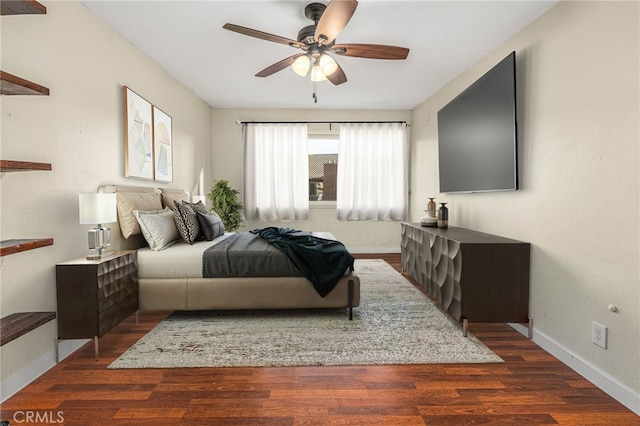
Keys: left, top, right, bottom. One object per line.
{"left": 0, "top": 70, "right": 49, "bottom": 96}
{"left": 0, "top": 0, "right": 46, "bottom": 16}
{"left": 0, "top": 0, "right": 56, "bottom": 349}
{"left": 0, "top": 238, "right": 54, "bottom": 257}
{"left": 1, "top": 312, "right": 56, "bottom": 346}
{"left": 0, "top": 160, "right": 52, "bottom": 172}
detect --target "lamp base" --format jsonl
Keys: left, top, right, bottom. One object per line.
{"left": 86, "top": 251, "right": 114, "bottom": 261}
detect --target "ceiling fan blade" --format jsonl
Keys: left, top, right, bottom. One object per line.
{"left": 255, "top": 54, "right": 305, "bottom": 78}
{"left": 332, "top": 43, "right": 409, "bottom": 59}
{"left": 333, "top": 43, "right": 409, "bottom": 60}
{"left": 314, "top": 0, "right": 358, "bottom": 45}
{"left": 327, "top": 62, "right": 347, "bottom": 86}
{"left": 223, "top": 23, "right": 305, "bottom": 49}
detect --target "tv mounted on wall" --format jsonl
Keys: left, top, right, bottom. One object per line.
{"left": 437, "top": 51, "right": 518, "bottom": 193}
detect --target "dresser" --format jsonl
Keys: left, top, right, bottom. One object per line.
{"left": 401, "top": 223, "right": 531, "bottom": 336}
{"left": 56, "top": 250, "right": 138, "bottom": 357}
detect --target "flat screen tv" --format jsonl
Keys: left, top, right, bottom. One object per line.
{"left": 437, "top": 51, "right": 518, "bottom": 193}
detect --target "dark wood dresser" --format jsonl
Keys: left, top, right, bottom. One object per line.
{"left": 401, "top": 223, "right": 531, "bottom": 336}
{"left": 56, "top": 250, "right": 138, "bottom": 357}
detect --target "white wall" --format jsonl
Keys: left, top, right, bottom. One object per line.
{"left": 210, "top": 108, "right": 411, "bottom": 251}
{"left": 0, "top": 0, "right": 211, "bottom": 399}
{"left": 411, "top": 0, "right": 639, "bottom": 408}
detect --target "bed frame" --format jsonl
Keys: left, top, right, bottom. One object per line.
{"left": 100, "top": 185, "right": 360, "bottom": 319}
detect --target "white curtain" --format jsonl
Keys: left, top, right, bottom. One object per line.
{"left": 337, "top": 123, "right": 408, "bottom": 221}
{"left": 243, "top": 123, "right": 309, "bottom": 221}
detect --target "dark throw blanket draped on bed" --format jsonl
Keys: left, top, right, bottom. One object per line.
{"left": 202, "top": 228, "right": 354, "bottom": 297}
{"left": 202, "top": 232, "right": 302, "bottom": 279}
{"left": 251, "top": 227, "right": 355, "bottom": 297}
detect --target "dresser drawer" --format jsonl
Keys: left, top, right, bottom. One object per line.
{"left": 97, "top": 254, "right": 138, "bottom": 313}
{"left": 57, "top": 250, "right": 138, "bottom": 339}
{"left": 98, "top": 292, "right": 138, "bottom": 336}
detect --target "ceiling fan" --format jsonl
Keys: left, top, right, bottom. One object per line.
{"left": 223, "top": 0, "right": 410, "bottom": 87}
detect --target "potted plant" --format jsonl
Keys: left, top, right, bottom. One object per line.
{"left": 207, "top": 179, "right": 244, "bottom": 232}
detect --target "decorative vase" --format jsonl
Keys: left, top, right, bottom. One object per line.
{"left": 437, "top": 203, "right": 449, "bottom": 229}
{"left": 420, "top": 210, "right": 438, "bottom": 227}
{"left": 427, "top": 198, "right": 436, "bottom": 216}
{"left": 420, "top": 197, "right": 438, "bottom": 227}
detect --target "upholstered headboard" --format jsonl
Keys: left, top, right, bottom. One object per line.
{"left": 99, "top": 185, "right": 189, "bottom": 251}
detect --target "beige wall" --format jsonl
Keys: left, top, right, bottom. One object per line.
{"left": 2, "top": 0, "right": 638, "bottom": 412}
{"left": 210, "top": 109, "right": 411, "bottom": 251}
{"left": 0, "top": 0, "right": 211, "bottom": 397}
{"left": 411, "top": 1, "right": 639, "bottom": 397}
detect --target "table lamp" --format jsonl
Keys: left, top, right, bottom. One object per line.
{"left": 79, "top": 193, "right": 117, "bottom": 260}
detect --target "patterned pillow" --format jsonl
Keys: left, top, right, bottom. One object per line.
{"left": 186, "top": 200, "right": 208, "bottom": 215}
{"left": 173, "top": 201, "right": 200, "bottom": 244}
{"left": 184, "top": 201, "right": 208, "bottom": 239}
{"left": 196, "top": 211, "right": 225, "bottom": 241}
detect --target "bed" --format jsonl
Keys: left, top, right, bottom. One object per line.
{"left": 101, "top": 185, "right": 360, "bottom": 319}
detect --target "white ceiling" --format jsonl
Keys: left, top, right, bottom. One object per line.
{"left": 80, "top": 1, "right": 557, "bottom": 110}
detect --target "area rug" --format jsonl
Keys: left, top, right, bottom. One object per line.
{"left": 109, "top": 259, "right": 502, "bottom": 369}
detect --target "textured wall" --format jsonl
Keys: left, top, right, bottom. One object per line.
{"left": 410, "top": 1, "right": 639, "bottom": 398}
{"left": 0, "top": 0, "right": 211, "bottom": 398}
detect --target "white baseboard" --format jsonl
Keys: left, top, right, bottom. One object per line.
{"left": 1, "top": 339, "right": 88, "bottom": 403}
{"left": 510, "top": 322, "right": 640, "bottom": 416}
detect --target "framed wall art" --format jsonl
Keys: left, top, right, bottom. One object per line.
{"left": 123, "top": 87, "right": 153, "bottom": 180}
{"left": 153, "top": 106, "right": 173, "bottom": 183}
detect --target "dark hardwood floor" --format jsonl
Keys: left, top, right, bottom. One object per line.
{"left": 1, "top": 254, "right": 637, "bottom": 425}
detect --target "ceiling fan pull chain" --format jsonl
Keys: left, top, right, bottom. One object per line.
{"left": 313, "top": 81, "right": 318, "bottom": 104}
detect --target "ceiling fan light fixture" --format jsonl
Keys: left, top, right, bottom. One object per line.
{"left": 223, "top": 0, "right": 409, "bottom": 94}
{"left": 292, "top": 55, "right": 311, "bottom": 76}
{"left": 310, "top": 64, "right": 327, "bottom": 82}
{"left": 319, "top": 54, "right": 338, "bottom": 76}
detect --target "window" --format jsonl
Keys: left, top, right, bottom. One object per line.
{"left": 307, "top": 123, "right": 340, "bottom": 202}
{"left": 308, "top": 138, "right": 339, "bottom": 201}
{"left": 243, "top": 122, "right": 407, "bottom": 221}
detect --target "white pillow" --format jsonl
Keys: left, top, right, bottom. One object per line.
{"left": 134, "top": 208, "right": 180, "bottom": 251}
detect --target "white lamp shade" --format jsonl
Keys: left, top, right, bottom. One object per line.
{"left": 310, "top": 65, "right": 327, "bottom": 82}
{"left": 79, "top": 193, "right": 117, "bottom": 224}
{"left": 292, "top": 55, "right": 311, "bottom": 77}
{"left": 319, "top": 54, "right": 338, "bottom": 76}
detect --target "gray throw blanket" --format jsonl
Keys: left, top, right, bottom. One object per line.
{"left": 202, "top": 229, "right": 354, "bottom": 297}
{"left": 203, "top": 232, "right": 302, "bottom": 278}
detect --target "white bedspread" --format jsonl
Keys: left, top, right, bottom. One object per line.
{"left": 137, "top": 234, "right": 232, "bottom": 279}
{"left": 137, "top": 231, "right": 335, "bottom": 280}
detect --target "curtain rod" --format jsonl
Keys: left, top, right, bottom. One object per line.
{"left": 236, "top": 120, "right": 408, "bottom": 125}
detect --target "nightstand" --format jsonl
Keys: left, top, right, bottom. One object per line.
{"left": 56, "top": 250, "right": 138, "bottom": 358}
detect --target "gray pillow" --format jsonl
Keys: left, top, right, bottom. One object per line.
{"left": 134, "top": 208, "right": 179, "bottom": 251}
{"left": 196, "top": 211, "right": 225, "bottom": 241}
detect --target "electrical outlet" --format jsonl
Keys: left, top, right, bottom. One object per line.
{"left": 592, "top": 321, "right": 607, "bottom": 349}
